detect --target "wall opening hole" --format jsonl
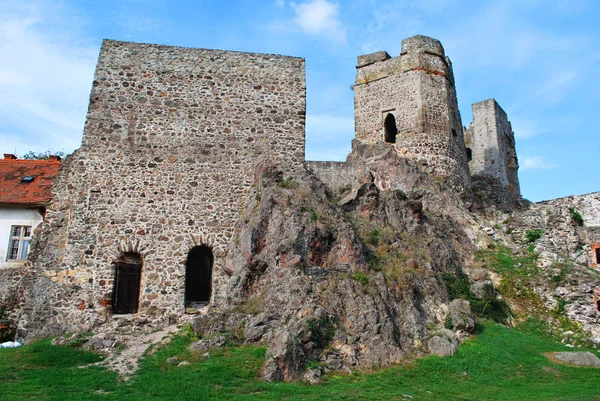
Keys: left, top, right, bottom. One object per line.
{"left": 596, "top": 248, "right": 600, "bottom": 264}
{"left": 185, "top": 245, "right": 214, "bottom": 305}
{"left": 112, "top": 252, "right": 143, "bottom": 314}
{"left": 384, "top": 113, "right": 397, "bottom": 144}
{"left": 452, "top": 128, "right": 457, "bottom": 137}
{"left": 466, "top": 147, "right": 472, "bottom": 162}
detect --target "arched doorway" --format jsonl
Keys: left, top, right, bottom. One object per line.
{"left": 384, "top": 113, "right": 397, "bottom": 143}
{"left": 185, "top": 245, "right": 213, "bottom": 304}
{"left": 112, "top": 253, "right": 143, "bottom": 314}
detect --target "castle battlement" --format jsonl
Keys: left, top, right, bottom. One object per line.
{"left": 353, "top": 35, "right": 470, "bottom": 193}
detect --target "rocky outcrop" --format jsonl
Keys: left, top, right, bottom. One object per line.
{"left": 192, "top": 143, "right": 478, "bottom": 380}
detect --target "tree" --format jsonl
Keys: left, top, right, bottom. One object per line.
{"left": 21, "top": 151, "right": 67, "bottom": 160}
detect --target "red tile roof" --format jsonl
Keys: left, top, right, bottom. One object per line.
{"left": 0, "top": 157, "right": 61, "bottom": 206}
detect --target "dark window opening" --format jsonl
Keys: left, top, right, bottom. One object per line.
{"left": 112, "top": 253, "right": 142, "bottom": 314}
{"left": 452, "top": 128, "right": 457, "bottom": 137}
{"left": 466, "top": 148, "right": 472, "bottom": 162}
{"left": 21, "top": 176, "right": 35, "bottom": 183}
{"left": 596, "top": 248, "right": 600, "bottom": 264}
{"left": 185, "top": 245, "right": 214, "bottom": 304}
{"left": 384, "top": 113, "right": 397, "bottom": 144}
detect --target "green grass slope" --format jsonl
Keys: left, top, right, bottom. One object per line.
{"left": 1, "top": 321, "right": 599, "bottom": 401}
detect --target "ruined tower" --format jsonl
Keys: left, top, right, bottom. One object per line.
{"left": 353, "top": 35, "right": 471, "bottom": 192}
{"left": 464, "top": 99, "right": 520, "bottom": 202}
{"left": 19, "top": 40, "right": 306, "bottom": 338}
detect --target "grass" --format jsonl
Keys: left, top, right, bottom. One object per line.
{"left": 1, "top": 321, "right": 600, "bottom": 400}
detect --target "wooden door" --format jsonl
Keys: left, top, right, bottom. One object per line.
{"left": 112, "top": 262, "right": 142, "bottom": 314}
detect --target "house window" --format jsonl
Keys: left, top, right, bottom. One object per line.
{"left": 7, "top": 226, "right": 32, "bottom": 261}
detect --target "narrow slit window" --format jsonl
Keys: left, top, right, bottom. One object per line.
{"left": 466, "top": 148, "right": 472, "bottom": 162}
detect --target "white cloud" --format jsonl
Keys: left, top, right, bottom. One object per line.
{"left": 292, "top": 0, "right": 346, "bottom": 43}
{"left": 520, "top": 156, "right": 558, "bottom": 171}
{"left": 275, "top": 0, "right": 285, "bottom": 7}
{"left": 510, "top": 118, "right": 547, "bottom": 139}
{"left": 0, "top": 1, "right": 97, "bottom": 156}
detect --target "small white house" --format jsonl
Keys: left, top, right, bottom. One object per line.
{"left": 0, "top": 154, "right": 61, "bottom": 268}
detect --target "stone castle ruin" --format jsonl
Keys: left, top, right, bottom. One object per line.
{"left": 6, "top": 35, "right": 599, "bottom": 353}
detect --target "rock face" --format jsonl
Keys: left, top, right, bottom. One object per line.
{"left": 193, "top": 143, "right": 477, "bottom": 379}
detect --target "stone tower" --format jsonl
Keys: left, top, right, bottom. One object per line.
{"left": 18, "top": 40, "right": 306, "bottom": 338}
{"left": 353, "top": 35, "right": 471, "bottom": 192}
{"left": 464, "top": 99, "right": 520, "bottom": 202}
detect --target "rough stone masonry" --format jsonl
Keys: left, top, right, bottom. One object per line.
{"left": 16, "top": 40, "right": 305, "bottom": 338}
{"left": 7, "top": 35, "right": 598, "bottom": 341}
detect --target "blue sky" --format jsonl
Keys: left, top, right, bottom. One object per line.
{"left": 0, "top": 0, "right": 598, "bottom": 202}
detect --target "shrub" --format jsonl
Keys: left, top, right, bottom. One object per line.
{"left": 277, "top": 178, "right": 299, "bottom": 189}
{"left": 525, "top": 229, "right": 543, "bottom": 243}
{"left": 307, "top": 317, "right": 335, "bottom": 349}
{"left": 442, "top": 269, "right": 512, "bottom": 324}
{"left": 300, "top": 207, "right": 323, "bottom": 222}
{"left": 351, "top": 271, "right": 370, "bottom": 286}
{"left": 367, "top": 229, "right": 381, "bottom": 246}
{"left": 568, "top": 207, "right": 584, "bottom": 226}
{"left": 444, "top": 315, "right": 454, "bottom": 330}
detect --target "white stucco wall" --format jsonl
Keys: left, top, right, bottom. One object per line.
{"left": 0, "top": 207, "right": 44, "bottom": 268}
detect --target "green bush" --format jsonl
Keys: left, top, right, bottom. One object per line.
{"left": 442, "top": 270, "right": 512, "bottom": 324}
{"left": 444, "top": 315, "right": 454, "bottom": 330}
{"left": 525, "top": 229, "right": 543, "bottom": 243}
{"left": 351, "top": 271, "right": 370, "bottom": 286}
{"left": 367, "top": 229, "right": 381, "bottom": 246}
{"left": 568, "top": 207, "right": 584, "bottom": 226}
{"left": 307, "top": 317, "right": 335, "bottom": 349}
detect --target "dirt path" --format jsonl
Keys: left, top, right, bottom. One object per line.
{"left": 89, "top": 325, "right": 179, "bottom": 379}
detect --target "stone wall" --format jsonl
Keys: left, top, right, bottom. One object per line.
{"left": 511, "top": 192, "right": 600, "bottom": 268}
{"left": 353, "top": 35, "right": 471, "bottom": 193}
{"left": 0, "top": 265, "right": 22, "bottom": 322}
{"left": 304, "top": 161, "right": 360, "bottom": 194}
{"left": 19, "top": 40, "right": 306, "bottom": 338}
{"left": 465, "top": 99, "right": 520, "bottom": 202}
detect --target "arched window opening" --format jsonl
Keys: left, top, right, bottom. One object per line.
{"left": 466, "top": 148, "right": 473, "bottom": 162}
{"left": 112, "top": 252, "right": 143, "bottom": 314}
{"left": 185, "top": 245, "right": 214, "bottom": 305}
{"left": 384, "top": 113, "right": 397, "bottom": 144}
